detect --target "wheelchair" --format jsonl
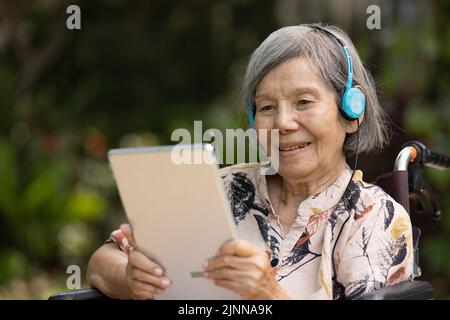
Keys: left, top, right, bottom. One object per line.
{"left": 49, "top": 141, "right": 450, "bottom": 300}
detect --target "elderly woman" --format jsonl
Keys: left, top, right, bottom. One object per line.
{"left": 87, "top": 24, "right": 413, "bottom": 300}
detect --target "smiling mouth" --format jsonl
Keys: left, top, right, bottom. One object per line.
{"left": 279, "top": 142, "right": 312, "bottom": 152}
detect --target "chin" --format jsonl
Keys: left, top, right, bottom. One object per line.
{"left": 278, "top": 160, "right": 317, "bottom": 178}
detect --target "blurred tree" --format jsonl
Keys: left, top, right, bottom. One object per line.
{"left": 0, "top": 0, "right": 448, "bottom": 298}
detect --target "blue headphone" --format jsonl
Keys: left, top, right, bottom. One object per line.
{"left": 247, "top": 24, "right": 365, "bottom": 127}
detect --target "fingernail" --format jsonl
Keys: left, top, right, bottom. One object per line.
{"left": 154, "top": 268, "right": 163, "bottom": 276}
{"left": 203, "top": 261, "right": 208, "bottom": 269}
{"left": 203, "top": 272, "right": 209, "bottom": 278}
{"left": 161, "top": 278, "right": 170, "bottom": 287}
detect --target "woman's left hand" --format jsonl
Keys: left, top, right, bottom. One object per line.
{"left": 203, "top": 239, "right": 292, "bottom": 300}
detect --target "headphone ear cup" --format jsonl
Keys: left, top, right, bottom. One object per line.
{"left": 342, "top": 87, "right": 365, "bottom": 120}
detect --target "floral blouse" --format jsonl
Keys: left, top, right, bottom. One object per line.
{"left": 108, "top": 163, "right": 414, "bottom": 300}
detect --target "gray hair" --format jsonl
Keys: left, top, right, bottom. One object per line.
{"left": 242, "top": 23, "right": 390, "bottom": 155}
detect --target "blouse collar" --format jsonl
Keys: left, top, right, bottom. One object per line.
{"left": 256, "top": 164, "right": 354, "bottom": 218}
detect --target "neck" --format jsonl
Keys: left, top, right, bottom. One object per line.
{"left": 273, "top": 158, "right": 347, "bottom": 209}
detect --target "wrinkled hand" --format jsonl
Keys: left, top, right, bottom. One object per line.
{"left": 203, "top": 239, "right": 291, "bottom": 300}
{"left": 121, "top": 224, "right": 172, "bottom": 300}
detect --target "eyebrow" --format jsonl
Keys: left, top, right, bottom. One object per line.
{"left": 255, "top": 86, "right": 321, "bottom": 100}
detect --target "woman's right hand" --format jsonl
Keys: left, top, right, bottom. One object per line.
{"left": 121, "top": 224, "right": 172, "bottom": 300}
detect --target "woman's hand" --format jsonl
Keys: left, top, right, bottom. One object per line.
{"left": 121, "top": 224, "right": 172, "bottom": 300}
{"left": 125, "top": 250, "right": 171, "bottom": 299}
{"left": 203, "top": 239, "right": 292, "bottom": 300}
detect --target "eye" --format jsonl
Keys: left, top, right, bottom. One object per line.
{"left": 297, "top": 99, "right": 311, "bottom": 105}
{"left": 259, "top": 105, "right": 274, "bottom": 111}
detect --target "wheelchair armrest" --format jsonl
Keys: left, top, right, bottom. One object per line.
{"left": 48, "top": 288, "right": 111, "bottom": 300}
{"left": 352, "top": 281, "right": 433, "bottom": 300}
{"left": 50, "top": 281, "right": 433, "bottom": 300}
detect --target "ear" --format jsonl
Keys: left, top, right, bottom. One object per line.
{"left": 344, "top": 85, "right": 365, "bottom": 134}
{"left": 345, "top": 113, "right": 364, "bottom": 134}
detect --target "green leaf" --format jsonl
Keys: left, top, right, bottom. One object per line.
{"left": 0, "top": 249, "right": 27, "bottom": 285}
{"left": 0, "top": 138, "right": 18, "bottom": 216}
{"left": 64, "top": 191, "right": 106, "bottom": 221}
{"left": 422, "top": 236, "right": 450, "bottom": 275}
{"left": 404, "top": 104, "right": 439, "bottom": 137}
{"left": 21, "top": 159, "right": 70, "bottom": 215}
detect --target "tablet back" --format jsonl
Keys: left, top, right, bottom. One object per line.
{"left": 108, "top": 144, "right": 239, "bottom": 299}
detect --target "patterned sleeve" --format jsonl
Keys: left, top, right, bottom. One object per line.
{"left": 336, "top": 194, "right": 415, "bottom": 299}
{"left": 105, "top": 224, "right": 134, "bottom": 254}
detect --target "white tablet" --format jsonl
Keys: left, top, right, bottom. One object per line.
{"left": 108, "top": 144, "right": 240, "bottom": 300}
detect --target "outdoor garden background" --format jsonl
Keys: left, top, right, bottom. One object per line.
{"left": 0, "top": 0, "right": 449, "bottom": 299}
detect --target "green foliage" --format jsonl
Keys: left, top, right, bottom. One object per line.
{"left": 0, "top": 250, "right": 27, "bottom": 284}
{"left": 0, "top": 0, "right": 449, "bottom": 298}
{"left": 404, "top": 103, "right": 440, "bottom": 138}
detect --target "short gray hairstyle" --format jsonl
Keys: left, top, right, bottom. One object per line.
{"left": 242, "top": 23, "right": 390, "bottom": 155}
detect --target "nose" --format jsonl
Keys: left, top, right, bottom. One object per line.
{"left": 275, "top": 103, "right": 300, "bottom": 134}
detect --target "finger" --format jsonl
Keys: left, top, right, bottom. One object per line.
{"left": 154, "top": 287, "right": 165, "bottom": 295}
{"left": 129, "top": 250, "right": 163, "bottom": 276}
{"left": 212, "top": 279, "right": 256, "bottom": 298}
{"left": 131, "top": 268, "right": 171, "bottom": 289}
{"left": 205, "top": 255, "right": 253, "bottom": 272}
{"left": 205, "top": 267, "right": 260, "bottom": 283}
{"left": 129, "top": 280, "right": 158, "bottom": 300}
{"left": 206, "top": 251, "right": 270, "bottom": 273}
{"left": 218, "top": 239, "right": 260, "bottom": 257}
{"left": 133, "top": 291, "right": 152, "bottom": 300}
{"left": 120, "top": 223, "right": 137, "bottom": 248}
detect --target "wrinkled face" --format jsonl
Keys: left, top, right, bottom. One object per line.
{"left": 254, "top": 56, "right": 349, "bottom": 179}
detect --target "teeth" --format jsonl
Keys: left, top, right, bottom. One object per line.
{"left": 280, "top": 142, "right": 310, "bottom": 151}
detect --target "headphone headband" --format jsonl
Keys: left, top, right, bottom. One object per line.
{"left": 307, "top": 24, "right": 364, "bottom": 121}
{"left": 247, "top": 24, "right": 365, "bottom": 127}
{"left": 307, "top": 24, "right": 353, "bottom": 94}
